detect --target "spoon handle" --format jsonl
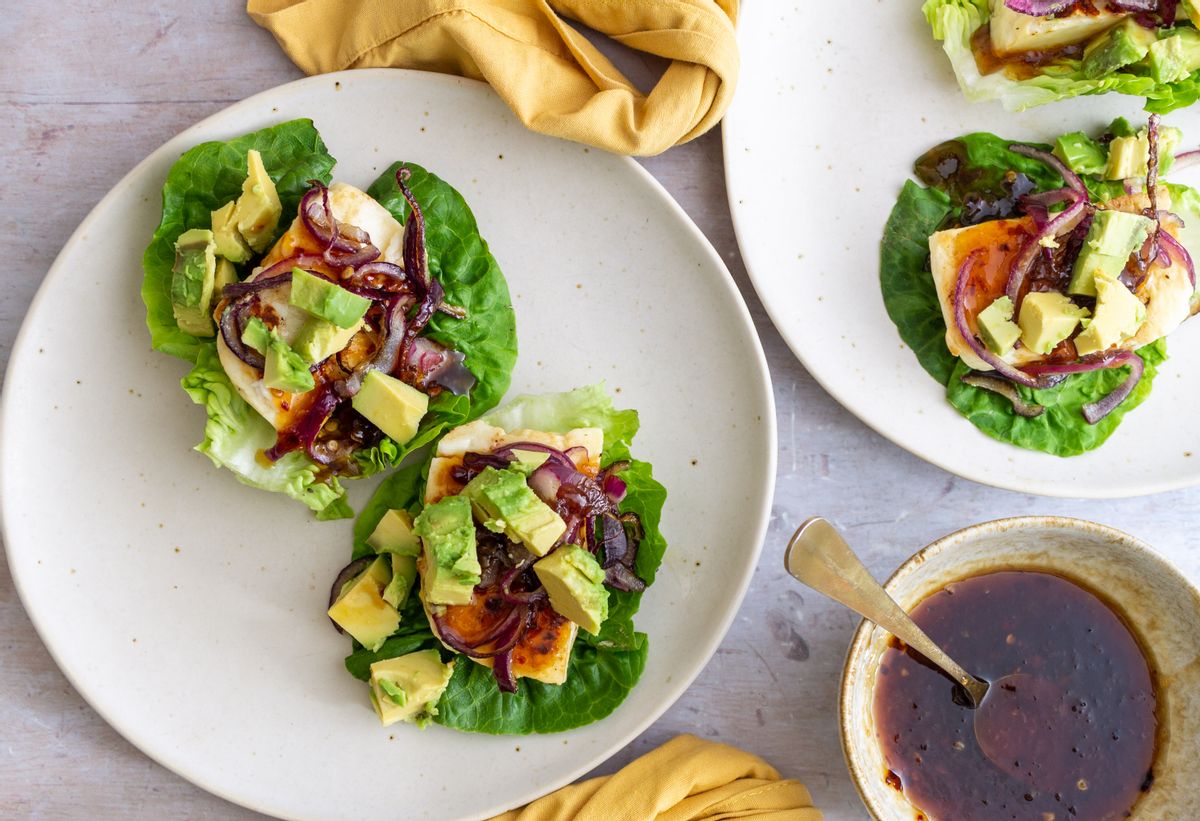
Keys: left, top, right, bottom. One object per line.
{"left": 785, "top": 517, "right": 981, "bottom": 696}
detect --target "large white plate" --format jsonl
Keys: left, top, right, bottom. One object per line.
{"left": 0, "top": 70, "right": 775, "bottom": 821}
{"left": 724, "top": 2, "right": 1200, "bottom": 498}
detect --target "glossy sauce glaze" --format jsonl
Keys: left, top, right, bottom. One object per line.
{"left": 873, "top": 571, "right": 1157, "bottom": 821}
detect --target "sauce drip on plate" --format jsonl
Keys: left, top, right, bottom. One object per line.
{"left": 873, "top": 571, "right": 1157, "bottom": 820}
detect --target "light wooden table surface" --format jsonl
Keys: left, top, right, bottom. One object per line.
{"left": 5, "top": 3, "right": 1200, "bottom": 819}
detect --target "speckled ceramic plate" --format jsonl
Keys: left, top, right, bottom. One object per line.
{"left": 723, "top": 2, "right": 1200, "bottom": 498}
{"left": 0, "top": 70, "right": 775, "bottom": 821}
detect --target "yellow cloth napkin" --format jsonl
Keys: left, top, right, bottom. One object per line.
{"left": 247, "top": 0, "right": 738, "bottom": 156}
{"left": 488, "top": 734, "right": 822, "bottom": 820}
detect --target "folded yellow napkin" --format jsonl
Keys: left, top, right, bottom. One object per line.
{"left": 488, "top": 734, "right": 822, "bottom": 820}
{"left": 247, "top": 0, "right": 739, "bottom": 156}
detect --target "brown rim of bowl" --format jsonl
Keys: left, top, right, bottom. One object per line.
{"left": 835, "top": 515, "right": 1200, "bottom": 821}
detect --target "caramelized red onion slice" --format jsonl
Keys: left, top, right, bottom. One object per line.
{"left": 499, "top": 560, "right": 547, "bottom": 606}
{"left": 405, "top": 336, "right": 476, "bottom": 396}
{"left": 1157, "top": 225, "right": 1196, "bottom": 289}
{"left": 397, "top": 168, "right": 431, "bottom": 298}
{"left": 345, "top": 261, "right": 411, "bottom": 296}
{"left": 1005, "top": 194, "right": 1088, "bottom": 306}
{"left": 299, "top": 182, "right": 379, "bottom": 263}
{"left": 220, "top": 270, "right": 295, "bottom": 300}
{"left": 1023, "top": 349, "right": 1145, "bottom": 423}
{"left": 1003, "top": 0, "right": 1077, "bottom": 15}
{"left": 1108, "top": 0, "right": 1164, "bottom": 11}
{"left": 1009, "top": 144, "right": 1086, "bottom": 194}
{"left": 493, "top": 650, "right": 518, "bottom": 693}
{"left": 265, "top": 383, "right": 339, "bottom": 463}
{"left": 431, "top": 605, "right": 525, "bottom": 659}
{"left": 954, "top": 250, "right": 1042, "bottom": 388}
{"left": 961, "top": 373, "right": 1045, "bottom": 418}
{"left": 219, "top": 299, "right": 265, "bottom": 370}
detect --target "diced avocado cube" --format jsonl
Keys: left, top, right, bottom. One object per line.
{"left": 240, "top": 316, "right": 315, "bottom": 394}
{"left": 367, "top": 650, "right": 454, "bottom": 727}
{"left": 1074, "top": 272, "right": 1146, "bottom": 355}
{"left": 414, "top": 496, "right": 480, "bottom": 606}
{"left": 170, "top": 228, "right": 217, "bottom": 337}
{"left": 1069, "top": 210, "right": 1156, "bottom": 296}
{"left": 975, "top": 296, "right": 1021, "bottom": 356}
{"left": 1081, "top": 18, "right": 1157, "bottom": 79}
{"left": 382, "top": 554, "right": 417, "bottom": 610}
{"left": 290, "top": 269, "right": 371, "bottom": 329}
{"left": 1109, "top": 117, "right": 1137, "bottom": 139}
{"left": 213, "top": 256, "right": 238, "bottom": 297}
{"left": 1054, "top": 132, "right": 1108, "bottom": 177}
{"left": 1105, "top": 127, "right": 1182, "bottom": 180}
{"left": 210, "top": 201, "right": 251, "bottom": 263}
{"left": 1148, "top": 28, "right": 1200, "bottom": 84}
{"left": 462, "top": 467, "right": 566, "bottom": 557}
{"left": 533, "top": 545, "right": 609, "bottom": 636}
{"left": 327, "top": 556, "right": 400, "bottom": 652}
{"left": 1018, "top": 292, "right": 1090, "bottom": 355}
{"left": 293, "top": 318, "right": 362, "bottom": 364}
{"left": 367, "top": 509, "right": 422, "bottom": 557}
{"left": 510, "top": 449, "right": 550, "bottom": 470}
{"left": 233, "top": 149, "right": 282, "bottom": 253}
{"left": 351, "top": 371, "right": 429, "bottom": 446}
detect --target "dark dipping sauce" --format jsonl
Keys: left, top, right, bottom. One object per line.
{"left": 873, "top": 571, "right": 1157, "bottom": 821}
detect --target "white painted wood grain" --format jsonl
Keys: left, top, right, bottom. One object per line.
{"left": 4, "top": 2, "right": 1200, "bottom": 819}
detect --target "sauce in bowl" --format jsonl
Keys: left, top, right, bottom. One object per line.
{"left": 873, "top": 571, "right": 1157, "bottom": 820}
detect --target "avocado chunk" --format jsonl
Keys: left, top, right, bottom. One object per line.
{"left": 368, "top": 649, "right": 454, "bottom": 727}
{"left": 1082, "top": 18, "right": 1157, "bottom": 79}
{"left": 170, "top": 228, "right": 218, "bottom": 337}
{"left": 367, "top": 509, "right": 422, "bottom": 557}
{"left": 462, "top": 467, "right": 567, "bottom": 557}
{"left": 382, "top": 554, "right": 417, "bottom": 610}
{"left": 414, "top": 495, "right": 480, "bottom": 606}
{"left": 233, "top": 149, "right": 282, "bottom": 253}
{"left": 214, "top": 256, "right": 238, "bottom": 298}
{"left": 293, "top": 318, "right": 363, "bottom": 364}
{"left": 1018, "top": 292, "right": 1091, "bottom": 355}
{"left": 328, "top": 556, "right": 401, "bottom": 652}
{"left": 351, "top": 371, "right": 429, "bottom": 446}
{"left": 210, "top": 201, "right": 251, "bottom": 263}
{"left": 1054, "top": 132, "right": 1108, "bottom": 177}
{"left": 1074, "top": 271, "right": 1146, "bottom": 356}
{"left": 1069, "top": 210, "right": 1156, "bottom": 297}
{"left": 533, "top": 545, "right": 609, "bottom": 636}
{"left": 975, "top": 296, "right": 1021, "bottom": 356}
{"left": 1148, "top": 28, "right": 1200, "bottom": 84}
{"left": 290, "top": 268, "right": 371, "bottom": 329}
{"left": 1105, "top": 127, "right": 1182, "bottom": 180}
{"left": 240, "top": 316, "right": 316, "bottom": 393}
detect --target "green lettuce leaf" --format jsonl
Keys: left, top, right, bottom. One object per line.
{"left": 181, "top": 345, "right": 351, "bottom": 519}
{"left": 144, "top": 123, "right": 516, "bottom": 518}
{"left": 142, "top": 119, "right": 336, "bottom": 362}
{"left": 345, "top": 385, "right": 668, "bottom": 734}
{"left": 880, "top": 132, "right": 1176, "bottom": 456}
{"left": 946, "top": 341, "right": 1168, "bottom": 455}
{"left": 923, "top": 0, "right": 1200, "bottom": 113}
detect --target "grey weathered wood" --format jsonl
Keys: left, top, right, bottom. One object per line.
{"left": 4, "top": 2, "right": 1200, "bottom": 819}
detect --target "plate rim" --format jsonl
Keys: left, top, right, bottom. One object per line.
{"left": 720, "top": 8, "right": 1195, "bottom": 501}
{"left": 0, "top": 68, "right": 778, "bottom": 820}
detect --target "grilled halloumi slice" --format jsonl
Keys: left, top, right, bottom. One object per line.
{"left": 989, "top": 0, "right": 1126, "bottom": 57}
{"left": 422, "top": 419, "right": 604, "bottom": 685}
{"left": 425, "top": 421, "right": 603, "bottom": 504}
{"left": 215, "top": 183, "right": 405, "bottom": 429}
{"left": 929, "top": 192, "right": 1193, "bottom": 370}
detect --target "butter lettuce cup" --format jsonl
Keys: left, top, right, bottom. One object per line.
{"left": 840, "top": 516, "right": 1200, "bottom": 819}
{"left": 141, "top": 119, "right": 516, "bottom": 520}
{"left": 882, "top": 115, "right": 1200, "bottom": 456}
{"left": 326, "top": 385, "right": 668, "bottom": 734}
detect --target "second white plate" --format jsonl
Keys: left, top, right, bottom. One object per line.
{"left": 724, "top": 1, "right": 1200, "bottom": 498}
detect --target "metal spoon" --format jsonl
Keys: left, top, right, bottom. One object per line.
{"left": 783, "top": 517, "right": 989, "bottom": 708}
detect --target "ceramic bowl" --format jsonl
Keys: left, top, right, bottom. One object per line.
{"left": 840, "top": 516, "right": 1200, "bottom": 819}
